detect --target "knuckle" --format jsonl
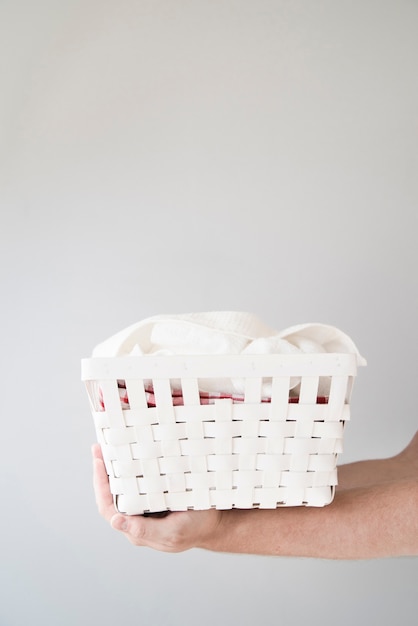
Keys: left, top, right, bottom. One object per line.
{"left": 163, "top": 529, "right": 187, "bottom": 553}
{"left": 129, "top": 522, "right": 147, "bottom": 545}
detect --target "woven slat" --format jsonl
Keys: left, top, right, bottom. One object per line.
{"left": 82, "top": 353, "right": 360, "bottom": 514}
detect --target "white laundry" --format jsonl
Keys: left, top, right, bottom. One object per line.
{"left": 92, "top": 311, "right": 366, "bottom": 396}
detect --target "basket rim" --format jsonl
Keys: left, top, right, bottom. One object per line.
{"left": 81, "top": 352, "right": 362, "bottom": 381}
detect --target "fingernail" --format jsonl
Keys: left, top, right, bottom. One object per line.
{"left": 111, "top": 515, "right": 128, "bottom": 532}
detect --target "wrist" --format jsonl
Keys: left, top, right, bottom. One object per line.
{"left": 197, "top": 509, "right": 244, "bottom": 552}
{"left": 198, "top": 508, "right": 271, "bottom": 554}
{"left": 196, "top": 510, "right": 227, "bottom": 551}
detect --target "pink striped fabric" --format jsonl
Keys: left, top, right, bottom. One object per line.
{"left": 99, "top": 381, "right": 328, "bottom": 410}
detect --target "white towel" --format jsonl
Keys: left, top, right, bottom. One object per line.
{"left": 92, "top": 312, "right": 365, "bottom": 396}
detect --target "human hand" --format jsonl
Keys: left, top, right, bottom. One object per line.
{"left": 92, "top": 430, "right": 418, "bottom": 559}
{"left": 92, "top": 444, "right": 223, "bottom": 552}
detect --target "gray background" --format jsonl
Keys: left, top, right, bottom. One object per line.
{"left": 1, "top": 1, "right": 417, "bottom": 624}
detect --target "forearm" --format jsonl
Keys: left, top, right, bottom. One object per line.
{"left": 94, "top": 432, "right": 418, "bottom": 558}
{"left": 337, "top": 431, "right": 418, "bottom": 490}
{"left": 201, "top": 478, "right": 418, "bottom": 559}
{"left": 337, "top": 457, "right": 401, "bottom": 490}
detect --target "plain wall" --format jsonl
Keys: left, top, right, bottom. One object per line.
{"left": 1, "top": 1, "right": 417, "bottom": 625}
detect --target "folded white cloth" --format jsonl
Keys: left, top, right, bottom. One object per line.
{"left": 92, "top": 312, "right": 365, "bottom": 397}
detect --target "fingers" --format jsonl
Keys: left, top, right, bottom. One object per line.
{"left": 109, "top": 509, "right": 223, "bottom": 553}
{"left": 110, "top": 511, "right": 193, "bottom": 552}
{"left": 91, "top": 444, "right": 222, "bottom": 552}
{"left": 92, "top": 444, "right": 116, "bottom": 522}
{"left": 91, "top": 442, "right": 103, "bottom": 461}
{"left": 91, "top": 443, "right": 175, "bottom": 544}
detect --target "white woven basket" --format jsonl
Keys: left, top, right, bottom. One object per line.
{"left": 82, "top": 353, "right": 361, "bottom": 514}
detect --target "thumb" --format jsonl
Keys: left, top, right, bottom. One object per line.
{"left": 110, "top": 514, "right": 129, "bottom": 533}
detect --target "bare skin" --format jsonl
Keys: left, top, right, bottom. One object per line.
{"left": 92, "top": 431, "right": 418, "bottom": 559}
